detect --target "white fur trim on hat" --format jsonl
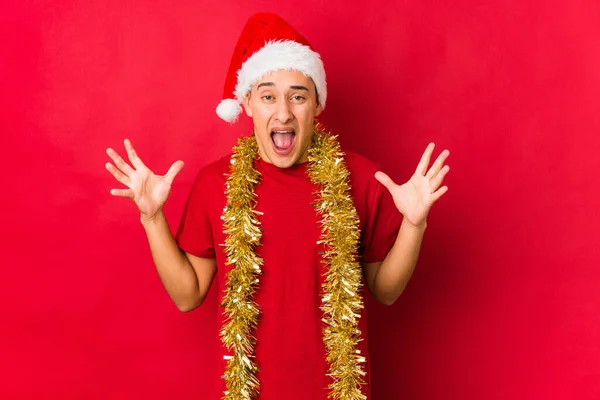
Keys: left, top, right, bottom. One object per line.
{"left": 216, "top": 98, "right": 243, "bottom": 123}
{"left": 234, "top": 40, "right": 327, "bottom": 109}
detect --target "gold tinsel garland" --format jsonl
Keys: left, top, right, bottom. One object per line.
{"left": 221, "top": 124, "right": 366, "bottom": 400}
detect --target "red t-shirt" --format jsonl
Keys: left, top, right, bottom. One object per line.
{"left": 175, "top": 148, "right": 402, "bottom": 399}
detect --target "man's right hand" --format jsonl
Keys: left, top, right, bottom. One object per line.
{"left": 105, "top": 139, "right": 184, "bottom": 221}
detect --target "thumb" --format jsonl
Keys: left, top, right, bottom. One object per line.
{"left": 374, "top": 171, "right": 396, "bottom": 192}
{"left": 165, "top": 160, "right": 185, "bottom": 184}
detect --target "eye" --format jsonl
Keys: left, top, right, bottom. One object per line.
{"left": 291, "top": 95, "right": 305, "bottom": 102}
{"left": 261, "top": 95, "right": 274, "bottom": 101}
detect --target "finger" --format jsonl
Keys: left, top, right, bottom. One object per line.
{"left": 165, "top": 160, "right": 185, "bottom": 184}
{"left": 431, "top": 185, "right": 448, "bottom": 203}
{"left": 124, "top": 139, "right": 147, "bottom": 170}
{"left": 426, "top": 149, "right": 450, "bottom": 179}
{"left": 374, "top": 171, "right": 397, "bottom": 192}
{"left": 106, "top": 147, "right": 135, "bottom": 176}
{"left": 415, "top": 143, "right": 435, "bottom": 176}
{"left": 109, "top": 188, "right": 134, "bottom": 199}
{"left": 105, "top": 162, "right": 131, "bottom": 186}
{"left": 430, "top": 165, "right": 450, "bottom": 192}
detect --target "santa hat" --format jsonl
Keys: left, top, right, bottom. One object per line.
{"left": 216, "top": 13, "right": 327, "bottom": 123}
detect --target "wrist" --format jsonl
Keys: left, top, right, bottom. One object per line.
{"left": 140, "top": 210, "right": 164, "bottom": 227}
{"left": 402, "top": 218, "right": 427, "bottom": 231}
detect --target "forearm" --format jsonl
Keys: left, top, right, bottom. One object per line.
{"left": 372, "top": 220, "right": 427, "bottom": 305}
{"left": 141, "top": 211, "right": 201, "bottom": 311}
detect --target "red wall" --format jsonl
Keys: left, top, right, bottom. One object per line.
{"left": 2, "top": 0, "right": 599, "bottom": 398}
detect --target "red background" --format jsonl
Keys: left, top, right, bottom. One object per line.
{"left": 1, "top": 0, "right": 599, "bottom": 399}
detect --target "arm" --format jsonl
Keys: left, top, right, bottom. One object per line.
{"left": 363, "top": 220, "right": 426, "bottom": 306}
{"left": 105, "top": 138, "right": 216, "bottom": 313}
{"left": 365, "top": 142, "right": 450, "bottom": 305}
{"left": 142, "top": 210, "right": 217, "bottom": 312}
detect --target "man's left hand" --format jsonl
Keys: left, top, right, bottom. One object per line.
{"left": 375, "top": 143, "right": 450, "bottom": 228}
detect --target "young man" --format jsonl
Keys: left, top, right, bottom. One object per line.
{"left": 105, "top": 13, "right": 449, "bottom": 400}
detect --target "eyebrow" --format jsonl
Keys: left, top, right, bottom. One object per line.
{"left": 257, "top": 82, "right": 275, "bottom": 89}
{"left": 256, "top": 82, "right": 309, "bottom": 91}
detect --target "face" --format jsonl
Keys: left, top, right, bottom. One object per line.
{"left": 243, "top": 69, "right": 323, "bottom": 168}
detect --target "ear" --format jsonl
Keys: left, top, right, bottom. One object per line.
{"left": 242, "top": 93, "right": 253, "bottom": 118}
{"left": 313, "top": 80, "right": 323, "bottom": 117}
{"left": 315, "top": 103, "right": 323, "bottom": 117}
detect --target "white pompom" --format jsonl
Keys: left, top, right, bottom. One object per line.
{"left": 216, "top": 98, "right": 242, "bottom": 123}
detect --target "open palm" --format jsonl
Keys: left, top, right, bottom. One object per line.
{"left": 375, "top": 143, "right": 450, "bottom": 228}
{"left": 105, "top": 139, "right": 184, "bottom": 219}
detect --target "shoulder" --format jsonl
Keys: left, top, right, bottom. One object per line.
{"left": 343, "top": 150, "right": 380, "bottom": 170}
{"left": 195, "top": 153, "right": 231, "bottom": 180}
{"left": 341, "top": 148, "right": 385, "bottom": 210}
{"left": 339, "top": 149, "right": 392, "bottom": 232}
{"left": 342, "top": 149, "right": 381, "bottom": 185}
{"left": 188, "top": 153, "right": 232, "bottom": 192}
{"left": 182, "top": 153, "right": 232, "bottom": 215}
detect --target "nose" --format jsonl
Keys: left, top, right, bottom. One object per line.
{"left": 274, "top": 98, "right": 293, "bottom": 124}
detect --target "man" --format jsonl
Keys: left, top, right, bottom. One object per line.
{"left": 105, "top": 13, "right": 449, "bottom": 400}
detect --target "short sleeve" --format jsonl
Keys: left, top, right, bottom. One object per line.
{"left": 360, "top": 180, "right": 403, "bottom": 264}
{"left": 175, "top": 170, "right": 216, "bottom": 259}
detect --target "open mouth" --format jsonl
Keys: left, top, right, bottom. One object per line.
{"left": 271, "top": 129, "right": 296, "bottom": 155}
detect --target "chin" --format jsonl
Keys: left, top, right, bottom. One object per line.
{"left": 267, "top": 151, "right": 301, "bottom": 168}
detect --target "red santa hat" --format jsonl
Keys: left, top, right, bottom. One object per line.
{"left": 216, "top": 13, "right": 327, "bottom": 123}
